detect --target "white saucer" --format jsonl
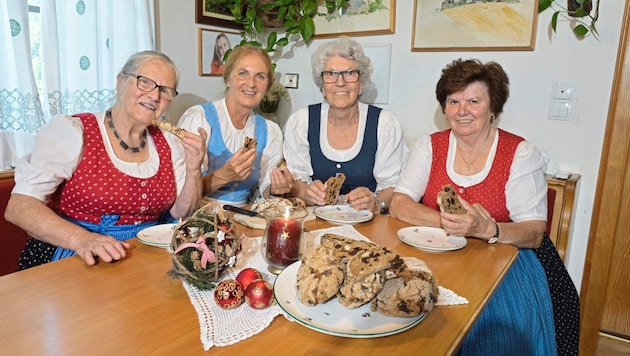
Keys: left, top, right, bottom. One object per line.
{"left": 397, "top": 226, "right": 467, "bottom": 252}
{"left": 313, "top": 205, "right": 373, "bottom": 225}
{"left": 136, "top": 224, "right": 176, "bottom": 248}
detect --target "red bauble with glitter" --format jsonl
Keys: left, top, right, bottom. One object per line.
{"left": 236, "top": 268, "right": 262, "bottom": 290}
{"left": 244, "top": 279, "right": 274, "bottom": 309}
{"left": 214, "top": 279, "right": 244, "bottom": 309}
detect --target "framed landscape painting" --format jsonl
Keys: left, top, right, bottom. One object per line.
{"left": 412, "top": 0, "right": 538, "bottom": 51}
{"left": 313, "top": 0, "right": 396, "bottom": 38}
{"left": 195, "top": 0, "right": 241, "bottom": 29}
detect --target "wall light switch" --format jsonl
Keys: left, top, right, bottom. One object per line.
{"left": 549, "top": 101, "right": 571, "bottom": 120}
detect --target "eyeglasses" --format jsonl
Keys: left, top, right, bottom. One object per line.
{"left": 321, "top": 70, "right": 361, "bottom": 83}
{"left": 123, "top": 72, "right": 178, "bottom": 100}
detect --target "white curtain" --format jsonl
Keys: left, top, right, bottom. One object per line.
{"left": 0, "top": 0, "right": 155, "bottom": 169}
{"left": 0, "top": 0, "right": 42, "bottom": 169}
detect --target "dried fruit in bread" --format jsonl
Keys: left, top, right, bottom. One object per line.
{"left": 153, "top": 119, "right": 187, "bottom": 140}
{"left": 324, "top": 173, "right": 346, "bottom": 205}
{"left": 437, "top": 184, "right": 466, "bottom": 214}
{"left": 276, "top": 157, "right": 287, "bottom": 170}
{"left": 243, "top": 136, "right": 257, "bottom": 153}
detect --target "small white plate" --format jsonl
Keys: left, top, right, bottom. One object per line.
{"left": 397, "top": 226, "right": 467, "bottom": 252}
{"left": 136, "top": 224, "right": 177, "bottom": 248}
{"left": 313, "top": 205, "right": 373, "bottom": 225}
{"left": 274, "top": 261, "right": 425, "bottom": 338}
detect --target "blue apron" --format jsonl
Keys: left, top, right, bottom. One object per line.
{"left": 201, "top": 102, "right": 267, "bottom": 205}
{"left": 52, "top": 214, "right": 157, "bottom": 261}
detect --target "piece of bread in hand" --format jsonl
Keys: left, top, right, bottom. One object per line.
{"left": 153, "top": 119, "right": 187, "bottom": 140}
{"left": 276, "top": 157, "right": 287, "bottom": 170}
{"left": 437, "top": 184, "right": 467, "bottom": 214}
{"left": 324, "top": 173, "right": 346, "bottom": 205}
{"left": 243, "top": 136, "right": 257, "bottom": 153}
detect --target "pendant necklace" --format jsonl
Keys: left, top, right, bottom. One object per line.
{"left": 106, "top": 109, "right": 147, "bottom": 153}
{"left": 457, "top": 130, "right": 492, "bottom": 171}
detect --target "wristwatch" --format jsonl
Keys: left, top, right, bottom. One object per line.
{"left": 375, "top": 197, "right": 387, "bottom": 215}
{"left": 488, "top": 221, "right": 500, "bottom": 244}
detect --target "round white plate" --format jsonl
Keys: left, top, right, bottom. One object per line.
{"left": 136, "top": 224, "right": 176, "bottom": 248}
{"left": 273, "top": 261, "right": 425, "bottom": 338}
{"left": 397, "top": 226, "right": 467, "bottom": 252}
{"left": 313, "top": 205, "right": 373, "bottom": 225}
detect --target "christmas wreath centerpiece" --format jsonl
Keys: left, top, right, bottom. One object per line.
{"left": 169, "top": 202, "right": 242, "bottom": 290}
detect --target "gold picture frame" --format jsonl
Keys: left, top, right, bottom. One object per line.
{"left": 198, "top": 28, "right": 241, "bottom": 77}
{"left": 411, "top": 0, "right": 538, "bottom": 51}
{"left": 313, "top": 0, "right": 396, "bottom": 38}
{"left": 195, "top": 0, "right": 242, "bottom": 29}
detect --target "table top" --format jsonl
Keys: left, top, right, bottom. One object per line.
{"left": 0, "top": 215, "right": 517, "bottom": 355}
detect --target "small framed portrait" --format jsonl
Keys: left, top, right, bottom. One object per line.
{"left": 198, "top": 29, "right": 241, "bottom": 77}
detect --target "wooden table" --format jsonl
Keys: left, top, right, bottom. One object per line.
{"left": 0, "top": 215, "right": 517, "bottom": 355}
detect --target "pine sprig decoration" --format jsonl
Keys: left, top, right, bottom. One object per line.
{"left": 169, "top": 202, "right": 242, "bottom": 290}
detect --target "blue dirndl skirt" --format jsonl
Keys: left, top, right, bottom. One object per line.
{"left": 456, "top": 249, "right": 557, "bottom": 356}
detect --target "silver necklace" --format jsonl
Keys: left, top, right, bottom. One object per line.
{"left": 105, "top": 109, "right": 147, "bottom": 153}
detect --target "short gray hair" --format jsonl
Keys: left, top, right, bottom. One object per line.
{"left": 120, "top": 50, "right": 179, "bottom": 89}
{"left": 311, "top": 37, "right": 373, "bottom": 90}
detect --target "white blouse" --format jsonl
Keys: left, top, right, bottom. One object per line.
{"left": 394, "top": 131, "right": 550, "bottom": 222}
{"left": 283, "top": 102, "right": 408, "bottom": 193}
{"left": 13, "top": 112, "right": 187, "bottom": 202}
{"left": 177, "top": 98, "right": 284, "bottom": 197}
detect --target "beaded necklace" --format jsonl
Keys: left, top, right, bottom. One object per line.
{"left": 105, "top": 109, "right": 147, "bottom": 153}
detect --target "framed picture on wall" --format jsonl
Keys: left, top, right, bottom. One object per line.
{"left": 195, "top": 0, "right": 242, "bottom": 29}
{"left": 198, "top": 29, "right": 241, "bottom": 77}
{"left": 313, "top": 0, "right": 396, "bottom": 38}
{"left": 411, "top": 0, "right": 538, "bottom": 51}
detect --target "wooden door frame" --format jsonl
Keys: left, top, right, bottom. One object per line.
{"left": 579, "top": 1, "right": 630, "bottom": 354}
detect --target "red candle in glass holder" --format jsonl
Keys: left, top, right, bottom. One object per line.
{"left": 262, "top": 206, "right": 307, "bottom": 274}
{"left": 265, "top": 218, "right": 301, "bottom": 266}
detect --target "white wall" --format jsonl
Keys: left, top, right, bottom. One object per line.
{"left": 157, "top": 0, "right": 626, "bottom": 290}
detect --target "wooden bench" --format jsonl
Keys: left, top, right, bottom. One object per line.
{"left": 0, "top": 174, "right": 29, "bottom": 276}
{"left": 546, "top": 173, "right": 581, "bottom": 263}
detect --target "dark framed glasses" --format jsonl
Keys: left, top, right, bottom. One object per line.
{"left": 321, "top": 70, "right": 361, "bottom": 83}
{"left": 123, "top": 72, "right": 178, "bottom": 100}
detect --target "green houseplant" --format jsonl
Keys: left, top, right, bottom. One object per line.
{"left": 210, "top": 0, "right": 349, "bottom": 58}
{"left": 207, "top": 0, "right": 350, "bottom": 115}
{"left": 538, "top": 0, "right": 600, "bottom": 38}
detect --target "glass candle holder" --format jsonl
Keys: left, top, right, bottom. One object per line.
{"left": 261, "top": 206, "right": 308, "bottom": 274}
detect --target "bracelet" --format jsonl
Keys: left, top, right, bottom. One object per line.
{"left": 487, "top": 221, "right": 499, "bottom": 244}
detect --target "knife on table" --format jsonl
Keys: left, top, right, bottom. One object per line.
{"left": 223, "top": 204, "right": 261, "bottom": 217}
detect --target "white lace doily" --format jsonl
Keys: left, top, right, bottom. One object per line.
{"left": 181, "top": 225, "right": 468, "bottom": 350}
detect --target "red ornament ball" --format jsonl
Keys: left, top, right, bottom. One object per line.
{"left": 245, "top": 279, "right": 275, "bottom": 309}
{"left": 236, "top": 267, "right": 262, "bottom": 290}
{"left": 214, "top": 279, "right": 244, "bottom": 309}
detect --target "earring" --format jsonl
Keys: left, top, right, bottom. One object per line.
{"left": 490, "top": 114, "right": 496, "bottom": 121}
